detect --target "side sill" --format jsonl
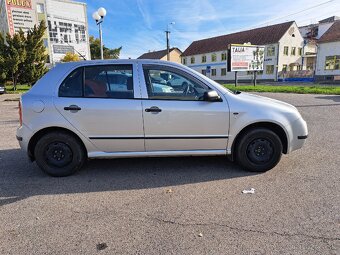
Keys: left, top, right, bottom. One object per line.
{"left": 88, "top": 149, "right": 227, "bottom": 159}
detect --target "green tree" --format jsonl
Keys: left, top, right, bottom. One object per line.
{"left": 0, "top": 21, "right": 47, "bottom": 89}
{"left": 0, "top": 56, "right": 6, "bottom": 84}
{"left": 2, "top": 30, "right": 27, "bottom": 90}
{"left": 22, "top": 20, "right": 48, "bottom": 85}
{"left": 89, "top": 35, "right": 122, "bottom": 59}
{"left": 0, "top": 34, "right": 7, "bottom": 84}
{"left": 61, "top": 52, "right": 80, "bottom": 62}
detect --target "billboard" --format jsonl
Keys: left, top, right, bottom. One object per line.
{"left": 228, "top": 44, "right": 265, "bottom": 72}
{"left": 6, "top": 0, "right": 37, "bottom": 36}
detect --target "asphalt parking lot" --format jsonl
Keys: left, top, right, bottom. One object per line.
{"left": 0, "top": 93, "right": 339, "bottom": 255}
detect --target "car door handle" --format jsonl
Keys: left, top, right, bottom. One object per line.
{"left": 145, "top": 106, "right": 162, "bottom": 113}
{"left": 64, "top": 105, "right": 81, "bottom": 111}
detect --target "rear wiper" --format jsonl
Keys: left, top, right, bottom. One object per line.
{"left": 234, "top": 90, "right": 241, "bottom": 94}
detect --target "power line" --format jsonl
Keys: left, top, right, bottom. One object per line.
{"left": 297, "top": 10, "right": 340, "bottom": 25}
{"left": 254, "top": 0, "right": 335, "bottom": 27}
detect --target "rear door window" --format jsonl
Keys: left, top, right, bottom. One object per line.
{"left": 59, "top": 68, "right": 83, "bottom": 97}
{"left": 84, "top": 65, "right": 133, "bottom": 99}
{"left": 59, "top": 64, "right": 134, "bottom": 99}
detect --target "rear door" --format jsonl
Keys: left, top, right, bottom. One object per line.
{"left": 54, "top": 63, "right": 145, "bottom": 153}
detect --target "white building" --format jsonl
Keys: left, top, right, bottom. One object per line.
{"left": 45, "top": 0, "right": 90, "bottom": 63}
{"left": 181, "top": 21, "right": 304, "bottom": 82}
{"left": 315, "top": 20, "right": 340, "bottom": 82}
{"left": 0, "top": 0, "right": 90, "bottom": 64}
{"left": 299, "top": 16, "right": 339, "bottom": 71}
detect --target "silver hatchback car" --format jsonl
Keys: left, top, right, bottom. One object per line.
{"left": 17, "top": 60, "right": 308, "bottom": 176}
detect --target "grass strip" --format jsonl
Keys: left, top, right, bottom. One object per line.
{"left": 223, "top": 84, "right": 340, "bottom": 95}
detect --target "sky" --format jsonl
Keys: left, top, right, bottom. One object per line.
{"left": 83, "top": 0, "right": 340, "bottom": 59}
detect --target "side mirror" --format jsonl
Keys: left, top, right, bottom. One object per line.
{"left": 203, "top": 90, "right": 221, "bottom": 102}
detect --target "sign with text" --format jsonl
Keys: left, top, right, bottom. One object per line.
{"left": 6, "top": 0, "right": 37, "bottom": 36}
{"left": 228, "top": 44, "right": 265, "bottom": 72}
{"left": 53, "top": 45, "right": 74, "bottom": 54}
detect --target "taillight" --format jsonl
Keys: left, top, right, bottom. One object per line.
{"left": 19, "top": 101, "right": 22, "bottom": 126}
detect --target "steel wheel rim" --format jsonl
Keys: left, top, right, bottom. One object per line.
{"left": 246, "top": 138, "right": 274, "bottom": 164}
{"left": 44, "top": 142, "right": 73, "bottom": 168}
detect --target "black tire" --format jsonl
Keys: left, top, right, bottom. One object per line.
{"left": 235, "top": 128, "right": 282, "bottom": 172}
{"left": 34, "top": 131, "right": 86, "bottom": 177}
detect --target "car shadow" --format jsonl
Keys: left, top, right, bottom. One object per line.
{"left": 315, "top": 95, "right": 340, "bottom": 102}
{"left": 0, "top": 148, "right": 259, "bottom": 206}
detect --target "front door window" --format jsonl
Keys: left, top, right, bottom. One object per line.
{"left": 143, "top": 67, "right": 210, "bottom": 101}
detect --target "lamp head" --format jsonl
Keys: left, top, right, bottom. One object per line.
{"left": 97, "top": 7, "right": 107, "bottom": 18}
{"left": 92, "top": 11, "right": 100, "bottom": 21}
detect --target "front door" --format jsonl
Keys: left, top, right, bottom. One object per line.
{"left": 54, "top": 63, "right": 144, "bottom": 153}
{"left": 141, "top": 65, "right": 230, "bottom": 152}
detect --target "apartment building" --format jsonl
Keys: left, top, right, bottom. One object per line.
{"left": 315, "top": 20, "right": 340, "bottom": 81}
{"left": 299, "top": 16, "right": 340, "bottom": 71}
{"left": 0, "top": 0, "right": 90, "bottom": 64}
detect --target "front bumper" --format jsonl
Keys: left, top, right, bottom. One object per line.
{"left": 288, "top": 117, "right": 308, "bottom": 153}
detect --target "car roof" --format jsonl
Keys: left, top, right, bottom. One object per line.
{"left": 56, "top": 59, "right": 184, "bottom": 68}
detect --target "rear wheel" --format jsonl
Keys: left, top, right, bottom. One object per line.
{"left": 34, "top": 132, "right": 86, "bottom": 177}
{"left": 236, "top": 128, "right": 282, "bottom": 172}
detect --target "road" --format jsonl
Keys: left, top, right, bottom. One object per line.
{"left": 0, "top": 93, "right": 339, "bottom": 255}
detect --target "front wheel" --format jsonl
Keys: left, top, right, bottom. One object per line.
{"left": 34, "top": 131, "right": 86, "bottom": 177}
{"left": 235, "top": 128, "right": 282, "bottom": 172}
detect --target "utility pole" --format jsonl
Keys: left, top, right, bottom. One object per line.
{"left": 165, "top": 22, "right": 174, "bottom": 61}
{"left": 165, "top": 30, "right": 170, "bottom": 61}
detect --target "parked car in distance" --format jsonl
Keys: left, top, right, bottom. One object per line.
{"left": 17, "top": 60, "right": 308, "bottom": 177}
{"left": 0, "top": 84, "right": 5, "bottom": 94}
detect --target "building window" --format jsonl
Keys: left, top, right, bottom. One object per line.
{"left": 211, "top": 53, "right": 217, "bottom": 62}
{"left": 190, "top": 57, "right": 195, "bottom": 64}
{"left": 221, "top": 68, "right": 226, "bottom": 76}
{"left": 282, "top": 64, "right": 287, "bottom": 72}
{"left": 201, "top": 55, "right": 207, "bottom": 63}
{"left": 74, "top": 24, "right": 86, "bottom": 43}
{"left": 182, "top": 58, "right": 187, "bottom": 65}
{"left": 59, "top": 22, "right": 72, "bottom": 43}
{"left": 36, "top": 3, "right": 45, "bottom": 13}
{"left": 266, "top": 65, "right": 274, "bottom": 74}
{"left": 211, "top": 69, "right": 216, "bottom": 76}
{"left": 267, "top": 46, "right": 275, "bottom": 56}
{"left": 221, "top": 52, "right": 227, "bottom": 61}
{"left": 291, "top": 47, "right": 296, "bottom": 56}
{"left": 325, "top": 56, "right": 340, "bottom": 70}
{"left": 202, "top": 69, "right": 206, "bottom": 75}
{"left": 283, "top": 46, "right": 289, "bottom": 56}
{"left": 298, "top": 47, "right": 302, "bottom": 56}
{"left": 48, "top": 20, "right": 58, "bottom": 43}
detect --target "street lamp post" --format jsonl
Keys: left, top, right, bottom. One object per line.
{"left": 92, "top": 7, "right": 107, "bottom": 60}
{"left": 165, "top": 22, "right": 175, "bottom": 61}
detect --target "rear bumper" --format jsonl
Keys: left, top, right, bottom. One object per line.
{"left": 16, "top": 124, "right": 33, "bottom": 152}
